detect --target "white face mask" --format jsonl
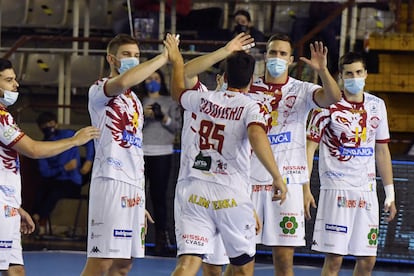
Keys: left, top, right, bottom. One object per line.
{"left": 0, "top": 90, "right": 19, "bottom": 106}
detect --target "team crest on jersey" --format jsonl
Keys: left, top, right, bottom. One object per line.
{"left": 367, "top": 228, "right": 378, "bottom": 246}
{"left": 213, "top": 159, "right": 228, "bottom": 175}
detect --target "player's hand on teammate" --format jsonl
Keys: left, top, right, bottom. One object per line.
{"left": 73, "top": 126, "right": 100, "bottom": 146}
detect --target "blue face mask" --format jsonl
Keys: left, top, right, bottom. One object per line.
{"left": 344, "top": 77, "right": 365, "bottom": 95}
{"left": 145, "top": 80, "right": 161, "bottom": 93}
{"left": 118, "top": 57, "right": 139, "bottom": 74}
{"left": 266, "top": 57, "right": 288, "bottom": 77}
{"left": 220, "top": 82, "right": 228, "bottom": 91}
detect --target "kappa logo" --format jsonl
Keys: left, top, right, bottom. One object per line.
{"left": 90, "top": 246, "right": 101, "bottom": 253}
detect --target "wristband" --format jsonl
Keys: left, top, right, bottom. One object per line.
{"left": 384, "top": 184, "right": 395, "bottom": 206}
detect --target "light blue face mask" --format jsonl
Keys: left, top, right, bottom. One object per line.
{"left": 0, "top": 90, "right": 19, "bottom": 106}
{"left": 118, "top": 57, "right": 140, "bottom": 74}
{"left": 344, "top": 77, "right": 365, "bottom": 95}
{"left": 266, "top": 57, "right": 288, "bottom": 77}
{"left": 220, "top": 82, "right": 228, "bottom": 91}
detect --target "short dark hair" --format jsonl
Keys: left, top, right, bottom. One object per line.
{"left": 338, "top": 52, "right": 366, "bottom": 72}
{"left": 36, "top": 111, "right": 57, "bottom": 126}
{"left": 266, "top": 33, "right": 294, "bottom": 53}
{"left": 225, "top": 51, "right": 255, "bottom": 89}
{"left": 107, "top": 34, "right": 138, "bottom": 55}
{"left": 0, "top": 58, "right": 13, "bottom": 73}
{"left": 234, "top": 9, "right": 251, "bottom": 22}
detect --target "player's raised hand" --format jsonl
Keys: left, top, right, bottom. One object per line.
{"left": 224, "top": 32, "right": 255, "bottom": 53}
{"left": 164, "top": 33, "right": 182, "bottom": 65}
{"left": 299, "top": 41, "right": 328, "bottom": 73}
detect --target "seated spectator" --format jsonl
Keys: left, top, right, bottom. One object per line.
{"left": 32, "top": 112, "right": 94, "bottom": 236}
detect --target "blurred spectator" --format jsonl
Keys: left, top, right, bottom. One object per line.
{"left": 232, "top": 9, "right": 266, "bottom": 52}
{"left": 138, "top": 69, "right": 182, "bottom": 256}
{"left": 32, "top": 112, "right": 94, "bottom": 236}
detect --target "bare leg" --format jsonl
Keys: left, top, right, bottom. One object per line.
{"left": 202, "top": 263, "right": 224, "bottom": 276}
{"left": 231, "top": 260, "right": 255, "bottom": 276}
{"left": 81, "top": 257, "right": 114, "bottom": 276}
{"left": 171, "top": 255, "right": 203, "bottom": 276}
{"left": 3, "top": 265, "right": 25, "bottom": 276}
{"left": 353, "top": 256, "right": 376, "bottom": 276}
{"left": 272, "top": 246, "right": 295, "bottom": 276}
{"left": 107, "top": 259, "right": 133, "bottom": 276}
{"left": 321, "top": 253, "right": 343, "bottom": 276}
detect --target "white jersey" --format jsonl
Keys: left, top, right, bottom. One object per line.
{"left": 179, "top": 89, "right": 267, "bottom": 191}
{"left": 0, "top": 107, "right": 24, "bottom": 208}
{"left": 307, "top": 92, "right": 390, "bottom": 191}
{"left": 177, "top": 80, "right": 207, "bottom": 182}
{"left": 88, "top": 78, "right": 145, "bottom": 186}
{"left": 249, "top": 76, "right": 320, "bottom": 185}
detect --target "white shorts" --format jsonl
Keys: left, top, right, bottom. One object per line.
{"left": 251, "top": 183, "right": 305, "bottom": 246}
{"left": 312, "top": 189, "right": 379, "bottom": 256}
{"left": 0, "top": 205, "right": 23, "bottom": 270}
{"left": 87, "top": 178, "right": 146, "bottom": 259}
{"left": 202, "top": 233, "right": 229, "bottom": 265}
{"left": 174, "top": 180, "right": 256, "bottom": 259}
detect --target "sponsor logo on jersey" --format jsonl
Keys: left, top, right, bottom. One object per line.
{"left": 192, "top": 152, "right": 211, "bottom": 171}
{"left": 0, "top": 240, "right": 12, "bottom": 249}
{"left": 90, "top": 232, "right": 102, "bottom": 239}
{"left": 368, "top": 228, "right": 378, "bottom": 246}
{"left": 0, "top": 186, "right": 15, "bottom": 197}
{"left": 212, "top": 198, "right": 237, "bottom": 210}
{"left": 4, "top": 205, "right": 18, "bottom": 217}
{"left": 279, "top": 216, "right": 298, "bottom": 235}
{"left": 339, "top": 146, "right": 374, "bottom": 156}
{"left": 337, "top": 196, "right": 371, "bottom": 209}
{"left": 323, "top": 171, "right": 345, "bottom": 179}
{"left": 282, "top": 165, "right": 306, "bottom": 175}
{"left": 182, "top": 233, "right": 208, "bottom": 246}
{"left": 268, "top": 131, "right": 291, "bottom": 145}
{"left": 325, "top": 224, "right": 347, "bottom": 233}
{"left": 90, "top": 246, "right": 101, "bottom": 253}
{"left": 3, "top": 124, "right": 19, "bottom": 142}
{"left": 121, "top": 194, "right": 143, "bottom": 208}
{"left": 91, "top": 219, "right": 104, "bottom": 227}
{"left": 106, "top": 157, "right": 123, "bottom": 170}
{"left": 188, "top": 194, "right": 210, "bottom": 209}
{"left": 122, "top": 129, "right": 142, "bottom": 148}
{"left": 113, "top": 229, "right": 133, "bottom": 238}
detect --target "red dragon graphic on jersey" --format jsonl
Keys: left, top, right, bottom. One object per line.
{"left": 105, "top": 91, "right": 141, "bottom": 148}
{"left": 323, "top": 102, "right": 367, "bottom": 161}
{"left": 0, "top": 110, "right": 20, "bottom": 173}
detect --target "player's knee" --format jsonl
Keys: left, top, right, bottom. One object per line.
{"left": 173, "top": 254, "right": 203, "bottom": 275}
{"left": 229, "top": 254, "right": 254, "bottom": 266}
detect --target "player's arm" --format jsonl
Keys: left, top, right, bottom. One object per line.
{"left": 166, "top": 34, "right": 186, "bottom": 102}
{"left": 247, "top": 124, "right": 286, "bottom": 204}
{"left": 12, "top": 126, "right": 100, "bottom": 159}
{"left": 105, "top": 44, "right": 169, "bottom": 97}
{"left": 375, "top": 142, "right": 397, "bottom": 222}
{"left": 184, "top": 33, "right": 254, "bottom": 88}
{"left": 303, "top": 139, "right": 318, "bottom": 220}
{"left": 299, "top": 41, "right": 341, "bottom": 107}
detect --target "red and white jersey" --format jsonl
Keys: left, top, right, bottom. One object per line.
{"left": 0, "top": 107, "right": 24, "bottom": 208}
{"left": 179, "top": 88, "right": 267, "bottom": 191}
{"left": 177, "top": 80, "right": 207, "bottom": 182}
{"left": 249, "top": 76, "right": 320, "bottom": 185}
{"left": 307, "top": 92, "right": 390, "bottom": 191}
{"left": 88, "top": 78, "right": 145, "bottom": 186}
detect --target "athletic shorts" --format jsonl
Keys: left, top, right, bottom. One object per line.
{"left": 202, "top": 233, "right": 229, "bottom": 265}
{"left": 312, "top": 189, "right": 379, "bottom": 256}
{"left": 87, "top": 178, "right": 146, "bottom": 258}
{"left": 0, "top": 205, "right": 23, "bottom": 270}
{"left": 174, "top": 180, "right": 256, "bottom": 259}
{"left": 251, "top": 183, "right": 305, "bottom": 246}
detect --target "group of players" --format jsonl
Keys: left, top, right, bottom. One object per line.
{"left": 0, "top": 29, "right": 397, "bottom": 276}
